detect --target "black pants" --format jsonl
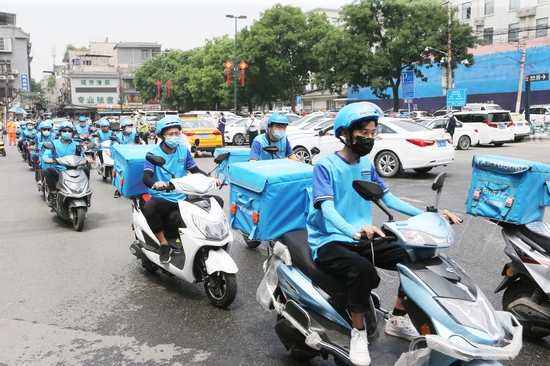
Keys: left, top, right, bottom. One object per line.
{"left": 249, "top": 131, "right": 258, "bottom": 146}
{"left": 315, "top": 241, "right": 410, "bottom": 314}
{"left": 220, "top": 130, "right": 225, "bottom": 146}
{"left": 143, "top": 196, "right": 224, "bottom": 234}
{"left": 32, "top": 154, "right": 41, "bottom": 182}
{"left": 44, "top": 167, "right": 90, "bottom": 192}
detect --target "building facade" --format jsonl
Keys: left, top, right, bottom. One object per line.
{"left": 0, "top": 12, "right": 32, "bottom": 120}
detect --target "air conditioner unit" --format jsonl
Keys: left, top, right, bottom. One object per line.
{"left": 517, "top": 7, "right": 536, "bottom": 18}
{"left": 6, "top": 75, "right": 14, "bottom": 80}
{"left": 11, "top": 69, "right": 18, "bottom": 74}
{"left": 0, "top": 75, "right": 6, "bottom": 80}
{"left": 474, "top": 18, "right": 485, "bottom": 26}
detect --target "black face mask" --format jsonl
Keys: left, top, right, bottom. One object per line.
{"left": 349, "top": 135, "right": 375, "bottom": 157}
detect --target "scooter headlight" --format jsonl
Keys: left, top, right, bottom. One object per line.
{"left": 436, "top": 290, "right": 502, "bottom": 341}
{"left": 192, "top": 211, "right": 228, "bottom": 240}
{"left": 398, "top": 229, "right": 453, "bottom": 246}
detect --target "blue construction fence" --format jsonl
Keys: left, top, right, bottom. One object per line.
{"left": 348, "top": 45, "right": 550, "bottom": 113}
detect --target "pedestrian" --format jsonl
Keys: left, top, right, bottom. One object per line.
{"left": 205, "top": 111, "right": 212, "bottom": 125}
{"left": 0, "top": 119, "right": 4, "bottom": 135}
{"left": 444, "top": 111, "right": 457, "bottom": 140}
{"left": 260, "top": 111, "right": 268, "bottom": 134}
{"left": 246, "top": 113, "right": 260, "bottom": 147}
{"left": 218, "top": 112, "right": 226, "bottom": 147}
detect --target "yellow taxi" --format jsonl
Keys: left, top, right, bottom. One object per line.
{"left": 179, "top": 118, "right": 223, "bottom": 153}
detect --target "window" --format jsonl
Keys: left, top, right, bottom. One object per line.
{"left": 485, "top": 0, "right": 494, "bottom": 15}
{"left": 142, "top": 51, "right": 149, "bottom": 59}
{"left": 510, "top": 0, "right": 520, "bottom": 10}
{"left": 484, "top": 28, "right": 494, "bottom": 45}
{"left": 538, "top": 0, "right": 549, "bottom": 4}
{"left": 0, "top": 37, "right": 12, "bottom": 52}
{"left": 536, "top": 18, "right": 549, "bottom": 38}
{"left": 0, "top": 60, "right": 11, "bottom": 74}
{"left": 331, "top": 18, "right": 339, "bottom": 26}
{"left": 74, "top": 59, "right": 80, "bottom": 65}
{"left": 508, "top": 23, "right": 520, "bottom": 42}
{"left": 376, "top": 124, "right": 397, "bottom": 134}
{"left": 462, "top": 2, "right": 472, "bottom": 20}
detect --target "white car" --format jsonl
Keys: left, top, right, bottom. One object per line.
{"left": 510, "top": 113, "right": 530, "bottom": 141}
{"left": 420, "top": 118, "right": 479, "bottom": 150}
{"left": 522, "top": 105, "right": 550, "bottom": 127}
{"left": 224, "top": 118, "right": 249, "bottom": 146}
{"left": 287, "top": 118, "right": 335, "bottom": 137}
{"left": 287, "top": 113, "right": 327, "bottom": 132}
{"left": 453, "top": 111, "right": 514, "bottom": 146}
{"left": 289, "top": 118, "right": 455, "bottom": 177}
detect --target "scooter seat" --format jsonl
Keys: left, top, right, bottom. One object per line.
{"left": 281, "top": 230, "right": 348, "bottom": 303}
{"left": 520, "top": 221, "right": 550, "bottom": 254}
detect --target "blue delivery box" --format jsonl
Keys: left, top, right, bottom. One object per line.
{"left": 112, "top": 144, "right": 157, "bottom": 197}
{"left": 228, "top": 159, "right": 314, "bottom": 241}
{"left": 213, "top": 148, "right": 251, "bottom": 183}
{"left": 466, "top": 155, "right": 550, "bottom": 224}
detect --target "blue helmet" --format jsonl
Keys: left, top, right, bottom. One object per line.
{"left": 39, "top": 121, "right": 53, "bottom": 129}
{"left": 120, "top": 119, "right": 134, "bottom": 128}
{"left": 79, "top": 116, "right": 87, "bottom": 122}
{"left": 268, "top": 113, "right": 289, "bottom": 125}
{"left": 59, "top": 121, "right": 74, "bottom": 131}
{"left": 100, "top": 119, "right": 110, "bottom": 127}
{"left": 157, "top": 116, "right": 182, "bottom": 136}
{"left": 334, "top": 102, "right": 384, "bottom": 138}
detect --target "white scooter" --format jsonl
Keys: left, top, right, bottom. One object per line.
{"left": 130, "top": 153, "right": 239, "bottom": 308}
{"left": 93, "top": 137, "right": 114, "bottom": 181}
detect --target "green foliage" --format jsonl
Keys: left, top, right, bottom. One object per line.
{"left": 47, "top": 75, "right": 56, "bottom": 88}
{"left": 313, "top": 0, "right": 480, "bottom": 111}
{"left": 30, "top": 78, "right": 43, "bottom": 94}
{"left": 64, "top": 44, "right": 88, "bottom": 56}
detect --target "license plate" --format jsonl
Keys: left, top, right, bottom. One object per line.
{"left": 198, "top": 134, "right": 210, "bottom": 138}
{"left": 517, "top": 123, "right": 523, "bottom": 127}
{"left": 437, "top": 141, "right": 446, "bottom": 147}
{"left": 499, "top": 125, "right": 505, "bottom": 129}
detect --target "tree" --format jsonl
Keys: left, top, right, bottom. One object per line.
{"left": 64, "top": 44, "right": 88, "bottom": 56}
{"left": 313, "top": 0, "right": 480, "bottom": 111}
{"left": 246, "top": 4, "right": 332, "bottom": 111}
{"left": 30, "top": 78, "right": 43, "bottom": 94}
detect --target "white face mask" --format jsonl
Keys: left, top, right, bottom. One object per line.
{"left": 42, "top": 130, "right": 51, "bottom": 137}
{"left": 125, "top": 127, "right": 132, "bottom": 133}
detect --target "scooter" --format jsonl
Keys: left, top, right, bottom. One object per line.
{"left": 92, "top": 136, "right": 114, "bottom": 181}
{"left": 42, "top": 142, "right": 94, "bottom": 232}
{"left": 494, "top": 220, "right": 550, "bottom": 338}
{"left": 0, "top": 134, "right": 6, "bottom": 157}
{"left": 129, "top": 152, "right": 239, "bottom": 308}
{"left": 257, "top": 173, "right": 522, "bottom": 366}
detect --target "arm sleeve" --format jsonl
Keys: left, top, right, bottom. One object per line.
{"left": 143, "top": 170, "right": 155, "bottom": 188}
{"left": 249, "top": 140, "right": 261, "bottom": 161}
{"left": 320, "top": 200, "right": 356, "bottom": 238}
{"left": 381, "top": 192, "right": 423, "bottom": 216}
{"left": 185, "top": 148, "right": 197, "bottom": 170}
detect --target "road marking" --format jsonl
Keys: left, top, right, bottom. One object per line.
{"left": 0, "top": 317, "right": 211, "bottom": 364}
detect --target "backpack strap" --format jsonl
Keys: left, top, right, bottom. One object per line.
{"left": 470, "top": 180, "right": 484, "bottom": 216}
{"left": 500, "top": 186, "right": 516, "bottom": 221}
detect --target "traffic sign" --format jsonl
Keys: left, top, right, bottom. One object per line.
{"left": 447, "top": 89, "right": 467, "bottom": 107}
{"left": 404, "top": 98, "right": 413, "bottom": 104}
{"left": 401, "top": 71, "right": 414, "bottom": 99}
{"left": 20, "top": 74, "right": 29, "bottom": 92}
{"left": 297, "top": 96, "right": 301, "bottom": 105}
{"left": 525, "top": 73, "right": 548, "bottom": 82}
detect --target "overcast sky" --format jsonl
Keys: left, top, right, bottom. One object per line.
{"left": 5, "top": 0, "right": 351, "bottom": 81}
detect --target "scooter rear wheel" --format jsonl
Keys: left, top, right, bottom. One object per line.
{"left": 502, "top": 281, "right": 550, "bottom": 338}
{"left": 204, "top": 271, "right": 237, "bottom": 309}
{"left": 242, "top": 232, "right": 261, "bottom": 248}
{"left": 275, "top": 315, "right": 319, "bottom": 361}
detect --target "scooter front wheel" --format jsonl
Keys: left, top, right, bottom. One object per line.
{"left": 204, "top": 271, "right": 237, "bottom": 308}
{"left": 72, "top": 207, "right": 86, "bottom": 231}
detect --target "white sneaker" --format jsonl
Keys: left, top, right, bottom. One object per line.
{"left": 385, "top": 312, "right": 420, "bottom": 341}
{"left": 349, "top": 328, "right": 371, "bottom": 366}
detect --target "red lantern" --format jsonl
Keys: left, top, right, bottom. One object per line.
{"left": 238, "top": 60, "right": 249, "bottom": 86}
{"left": 165, "top": 80, "right": 173, "bottom": 98}
{"left": 155, "top": 80, "right": 162, "bottom": 98}
{"left": 223, "top": 59, "right": 234, "bottom": 86}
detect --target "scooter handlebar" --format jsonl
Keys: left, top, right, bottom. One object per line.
{"left": 360, "top": 232, "right": 397, "bottom": 244}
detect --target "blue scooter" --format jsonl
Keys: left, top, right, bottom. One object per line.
{"left": 257, "top": 172, "right": 522, "bottom": 366}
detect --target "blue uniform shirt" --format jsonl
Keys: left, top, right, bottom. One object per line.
{"left": 20, "top": 128, "right": 37, "bottom": 140}
{"left": 75, "top": 124, "right": 91, "bottom": 136}
{"left": 143, "top": 143, "right": 197, "bottom": 203}
{"left": 35, "top": 133, "right": 57, "bottom": 170}
{"left": 249, "top": 133, "right": 294, "bottom": 161}
{"left": 96, "top": 130, "right": 115, "bottom": 150}
{"left": 116, "top": 131, "right": 139, "bottom": 145}
{"left": 42, "top": 138, "right": 81, "bottom": 171}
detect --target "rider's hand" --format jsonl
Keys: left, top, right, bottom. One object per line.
{"left": 30, "top": 146, "right": 36, "bottom": 150}
{"left": 153, "top": 181, "right": 168, "bottom": 190}
{"left": 215, "top": 178, "right": 223, "bottom": 186}
{"left": 440, "top": 209, "right": 462, "bottom": 224}
{"left": 45, "top": 158, "right": 54, "bottom": 164}
{"left": 358, "top": 225, "right": 385, "bottom": 243}
{"left": 87, "top": 158, "right": 94, "bottom": 164}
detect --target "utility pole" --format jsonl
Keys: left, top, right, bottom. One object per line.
{"left": 516, "top": 17, "right": 530, "bottom": 114}
{"left": 446, "top": 0, "right": 452, "bottom": 111}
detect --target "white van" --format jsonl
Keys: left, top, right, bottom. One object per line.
{"left": 523, "top": 105, "right": 550, "bottom": 127}
{"left": 462, "top": 103, "right": 503, "bottom": 112}
{"left": 453, "top": 111, "right": 514, "bottom": 146}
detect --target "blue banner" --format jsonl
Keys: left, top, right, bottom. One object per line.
{"left": 20, "top": 74, "right": 30, "bottom": 92}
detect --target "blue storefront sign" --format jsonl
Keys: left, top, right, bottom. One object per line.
{"left": 401, "top": 71, "right": 414, "bottom": 99}
{"left": 20, "top": 74, "right": 30, "bottom": 92}
{"left": 447, "top": 89, "right": 467, "bottom": 107}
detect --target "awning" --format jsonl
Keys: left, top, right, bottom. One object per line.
{"left": 98, "top": 110, "right": 122, "bottom": 114}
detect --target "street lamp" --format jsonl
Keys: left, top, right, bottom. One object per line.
{"left": 226, "top": 14, "right": 247, "bottom": 115}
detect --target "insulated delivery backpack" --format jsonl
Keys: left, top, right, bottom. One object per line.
{"left": 466, "top": 155, "right": 550, "bottom": 224}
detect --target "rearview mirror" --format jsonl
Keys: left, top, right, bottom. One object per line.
{"left": 263, "top": 145, "right": 279, "bottom": 155}
{"left": 432, "top": 172, "right": 446, "bottom": 191}
{"left": 214, "top": 152, "right": 230, "bottom": 164}
{"left": 146, "top": 155, "right": 166, "bottom": 167}
{"left": 92, "top": 133, "right": 99, "bottom": 138}
{"left": 353, "top": 180, "right": 384, "bottom": 201}
{"left": 109, "top": 135, "right": 118, "bottom": 141}
{"left": 194, "top": 138, "right": 200, "bottom": 147}
{"left": 311, "top": 146, "right": 320, "bottom": 156}
{"left": 42, "top": 142, "right": 54, "bottom": 150}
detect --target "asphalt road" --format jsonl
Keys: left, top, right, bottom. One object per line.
{"left": 1, "top": 140, "right": 549, "bottom": 366}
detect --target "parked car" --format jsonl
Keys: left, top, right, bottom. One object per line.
{"left": 462, "top": 103, "right": 503, "bottom": 112}
{"left": 288, "top": 118, "right": 455, "bottom": 177}
{"left": 287, "top": 112, "right": 327, "bottom": 132}
{"left": 224, "top": 118, "right": 249, "bottom": 146}
{"left": 432, "top": 108, "right": 460, "bottom": 117}
{"left": 180, "top": 119, "right": 223, "bottom": 153}
{"left": 522, "top": 105, "right": 550, "bottom": 127}
{"left": 510, "top": 113, "right": 530, "bottom": 141}
{"left": 453, "top": 111, "right": 514, "bottom": 146}
{"left": 420, "top": 118, "right": 479, "bottom": 150}
{"left": 287, "top": 117, "right": 335, "bottom": 137}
